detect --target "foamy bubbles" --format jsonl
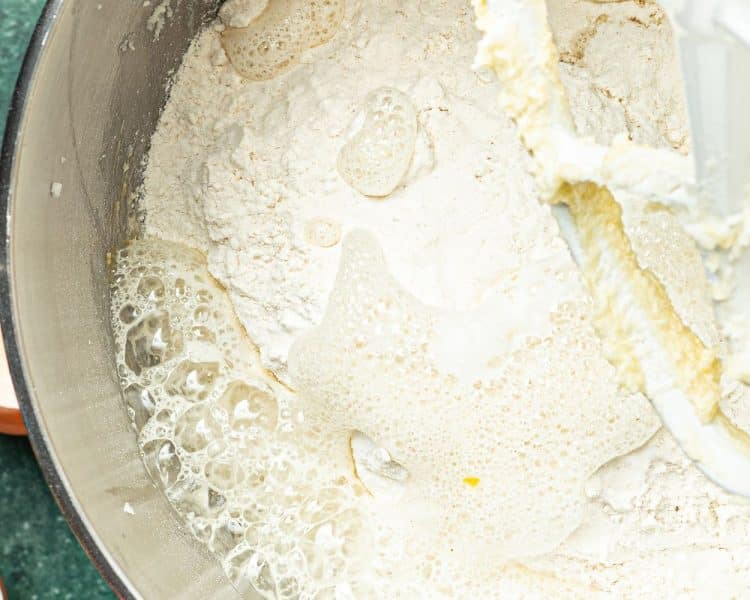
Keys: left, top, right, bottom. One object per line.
{"left": 110, "top": 240, "right": 403, "bottom": 599}
{"left": 337, "top": 88, "right": 418, "bottom": 197}
{"left": 110, "top": 229, "right": 659, "bottom": 597}
{"left": 115, "top": 238, "right": 630, "bottom": 597}
{"left": 289, "top": 230, "right": 658, "bottom": 563}
{"left": 124, "top": 310, "right": 183, "bottom": 376}
{"left": 221, "top": 0, "right": 345, "bottom": 81}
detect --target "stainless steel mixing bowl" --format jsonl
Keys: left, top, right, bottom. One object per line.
{"left": 0, "top": 1, "right": 244, "bottom": 597}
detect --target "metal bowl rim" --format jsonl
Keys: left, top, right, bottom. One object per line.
{"left": 0, "top": 2, "right": 133, "bottom": 597}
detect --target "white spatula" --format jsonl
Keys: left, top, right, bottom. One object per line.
{"left": 662, "top": 0, "right": 750, "bottom": 219}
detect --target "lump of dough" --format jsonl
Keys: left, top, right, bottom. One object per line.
{"left": 289, "top": 231, "right": 658, "bottom": 563}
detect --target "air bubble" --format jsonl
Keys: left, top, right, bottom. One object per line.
{"left": 142, "top": 439, "right": 181, "bottom": 488}
{"left": 211, "top": 520, "right": 246, "bottom": 557}
{"left": 350, "top": 431, "right": 408, "bottom": 499}
{"left": 304, "top": 218, "right": 342, "bottom": 248}
{"left": 165, "top": 360, "right": 220, "bottom": 402}
{"left": 137, "top": 275, "right": 166, "bottom": 302}
{"left": 205, "top": 458, "right": 245, "bottom": 490}
{"left": 227, "top": 549, "right": 277, "bottom": 596}
{"left": 337, "top": 87, "right": 418, "bottom": 197}
{"left": 194, "top": 305, "right": 211, "bottom": 323}
{"left": 209, "top": 488, "right": 228, "bottom": 512}
{"left": 277, "top": 575, "right": 300, "bottom": 599}
{"left": 119, "top": 304, "right": 140, "bottom": 324}
{"left": 156, "top": 409, "right": 173, "bottom": 424}
{"left": 124, "top": 311, "right": 184, "bottom": 375}
{"left": 191, "top": 325, "right": 217, "bottom": 343}
{"left": 123, "top": 383, "right": 156, "bottom": 431}
{"left": 191, "top": 517, "right": 214, "bottom": 543}
{"left": 175, "top": 404, "right": 222, "bottom": 452}
{"left": 170, "top": 477, "right": 225, "bottom": 517}
{"left": 218, "top": 380, "right": 278, "bottom": 433}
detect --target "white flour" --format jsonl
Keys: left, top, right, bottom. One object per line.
{"left": 138, "top": 0, "right": 750, "bottom": 596}
{"left": 143, "top": 0, "right": 544, "bottom": 382}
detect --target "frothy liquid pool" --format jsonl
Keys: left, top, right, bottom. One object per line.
{"left": 110, "top": 240, "right": 533, "bottom": 599}
{"left": 111, "top": 241, "right": 371, "bottom": 598}
{"left": 107, "top": 230, "right": 674, "bottom": 599}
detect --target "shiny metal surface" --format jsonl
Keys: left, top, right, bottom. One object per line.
{"left": 0, "top": 1, "right": 242, "bottom": 597}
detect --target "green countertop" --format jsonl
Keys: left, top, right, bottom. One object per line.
{"left": 0, "top": 1, "right": 113, "bottom": 598}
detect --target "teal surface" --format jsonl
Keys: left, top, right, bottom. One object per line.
{"left": 0, "top": 0, "right": 43, "bottom": 139}
{"left": 0, "top": 0, "right": 114, "bottom": 598}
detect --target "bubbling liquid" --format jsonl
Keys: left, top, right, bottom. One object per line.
{"left": 111, "top": 231, "right": 668, "bottom": 598}
{"left": 112, "top": 241, "right": 373, "bottom": 599}
{"left": 112, "top": 240, "right": 634, "bottom": 599}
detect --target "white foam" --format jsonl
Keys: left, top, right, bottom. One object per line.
{"left": 220, "top": 0, "right": 345, "bottom": 81}
{"left": 112, "top": 232, "right": 719, "bottom": 596}
{"left": 289, "top": 230, "right": 658, "bottom": 563}
{"left": 115, "top": 238, "right": 649, "bottom": 597}
{"left": 110, "top": 240, "right": 394, "bottom": 598}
